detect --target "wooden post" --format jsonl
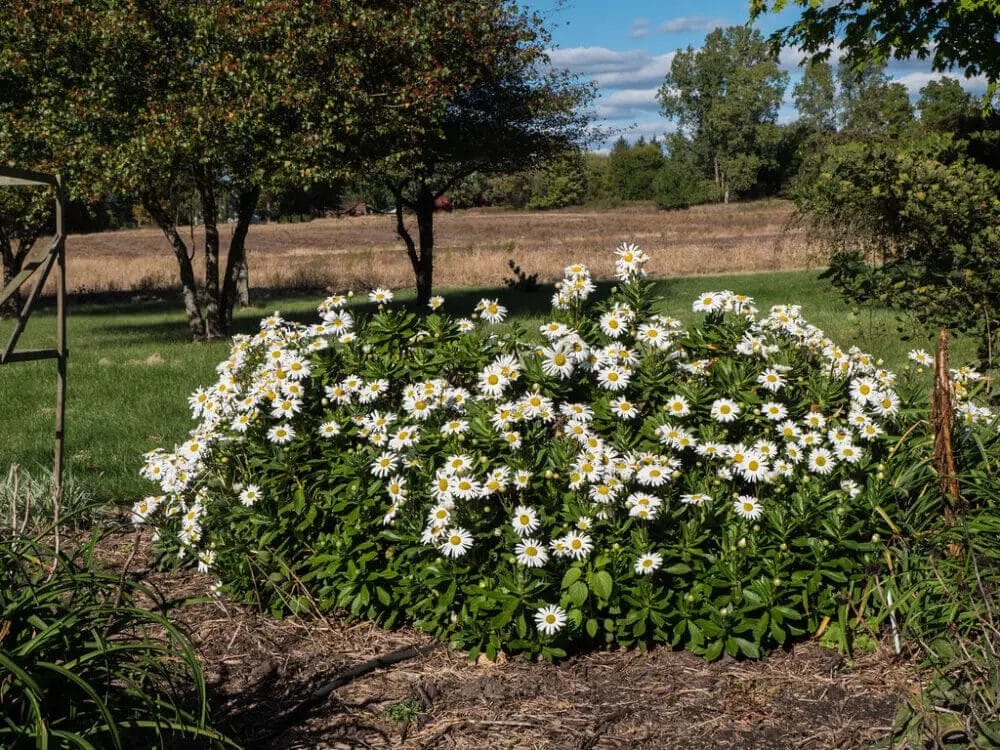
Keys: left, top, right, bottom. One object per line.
{"left": 0, "top": 168, "right": 67, "bottom": 543}
{"left": 53, "top": 174, "right": 67, "bottom": 543}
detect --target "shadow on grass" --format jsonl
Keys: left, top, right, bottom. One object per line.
{"left": 84, "top": 281, "right": 628, "bottom": 342}
{"left": 25, "top": 276, "right": 709, "bottom": 345}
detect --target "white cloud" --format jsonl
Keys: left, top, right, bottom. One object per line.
{"left": 890, "top": 70, "right": 988, "bottom": 95}
{"left": 658, "top": 16, "right": 729, "bottom": 34}
{"left": 547, "top": 46, "right": 675, "bottom": 88}
{"left": 630, "top": 18, "right": 651, "bottom": 39}
{"left": 603, "top": 87, "right": 661, "bottom": 107}
{"left": 777, "top": 44, "right": 843, "bottom": 71}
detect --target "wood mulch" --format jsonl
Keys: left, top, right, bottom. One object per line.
{"left": 99, "top": 529, "right": 915, "bottom": 750}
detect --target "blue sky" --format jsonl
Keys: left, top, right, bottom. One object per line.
{"left": 523, "top": 0, "right": 988, "bottom": 148}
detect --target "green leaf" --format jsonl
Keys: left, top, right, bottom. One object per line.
{"left": 561, "top": 567, "right": 582, "bottom": 588}
{"left": 567, "top": 581, "right": 589, "bottom": 607}
{"left": 591, "top": 570, "right": 613, "bottom": 600}
{"left": 704, "top": 639, "right": 725, "bottom": 661}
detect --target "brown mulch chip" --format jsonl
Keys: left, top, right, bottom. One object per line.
{"left": 99, "top": 530, "right": 912, "bottom": 749}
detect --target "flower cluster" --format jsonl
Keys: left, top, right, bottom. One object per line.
{"left": 136, "top": 243, "right": 994, "bottom": 657}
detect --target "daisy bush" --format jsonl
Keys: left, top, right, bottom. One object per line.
{"left": 136, "top": 244, "right": 996, "bottom": 661}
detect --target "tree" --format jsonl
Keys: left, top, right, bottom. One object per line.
{"left": 527, "top": 150, "right": 588, "bottom": 210}
{"left": 607, "top": 139, "right": 665, "bottom": 201}
{"left": 793, "top": 60, "right": 837, "bottom": 132}
{"left": 377, "top": 2, "right": 593, "bottom": 306}
{"left": 657, "top": 26, "right": 788, "bottom": 202}
{"left": 918, "top": 78, "right": 976, "bottom": 133}
{"left": 798, "top": 134, "right": 1000, "bottom": 365}
{"left": 2, "top": 1, "right": 504, "bottom": 337}
{"left": 837, "top": 63, "right": 913, "bottom": 139}
{"left": 750, "top": 0, "right": 1000, "bottom": 105}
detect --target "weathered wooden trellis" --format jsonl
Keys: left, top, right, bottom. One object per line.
{"left": 0, "top": 167, "right": 67, "bottom": 513}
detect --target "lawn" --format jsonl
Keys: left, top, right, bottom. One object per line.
{"left": 1, "top": 269, "right": 968, "bottom": 504}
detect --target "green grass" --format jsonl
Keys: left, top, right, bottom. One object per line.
{"left": 0, "top": 271, "right": 973, "bottom": 505}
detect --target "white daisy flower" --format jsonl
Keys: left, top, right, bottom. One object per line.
{"left": 808, "top": 447, "right": 836, "bottom": 475}
{"left": 761, "top": 401, "right": 788, "bottom": 421}
{"left": 515, "top": 538, "right": 549, "bottom": 567}
{"left": 267, "top": 424, "right": 295, "bottom": 444}
{"left": 477, "top": 298, "right": 507, "bottom": 324}
{"left": 757, "top": 368, "right": 786, "bottom": 392}
{"left": 610, "top": 398, "right": 638, "bottom": 420}
{"left": 710, "top": 398, "right": 740, "bottom": 422}
{"left": 664, "top": 394, "right": 690, "bottom": 418}
{"left": 680, "top": 492, "right": 711, "bottom": 506}
{"left": 534, "top": 604, "right": 567, "bottom": 635}
{"left": 439, "top": 527, "right": 473, "bottom": 557}
{"left": 597, "top": 366, "right": 630, "bottom": 391}
{"left": 733, "top": 495, "right": 762, "bottom": 520}
{"left": 692, "top": 292, "right": 725, "bottom": 313}
{"left": 511, "top": 505, "right": 540, "bottom": 536}
{"left": 369, "top": 287, "right": 393, "bottom": 304}
{"left": 238, "top": 484, "right": 262, "bottom": 507}
{"left": 634, "top": 552, "right": 663, "bottom": 575}
{"left": 371, "top": 451, "right": 399, "bottom": 477}
{"left": 540, "top": 346, "right": 574, "bottom": 378}
{"left": 563, "top": 532, "right": 593, "bottom": 560}
{"left": 428, "top": 295, "right": 444, "bottom": 310}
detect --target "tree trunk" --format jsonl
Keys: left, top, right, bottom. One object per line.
{"left": 237, "top": 258, "right": 250, "bottom": 307}
{"left": 413, "top": 186, "right": 435, "bottom": 307}
{"left": 393, "top": 185, "right": 436, "bottom": 307}
{"left": 0, "top": 236, "right": 29, "bottom": 319}
{"left": 143, "top": 196, "right": 206, "bottom": 339}
{"left": 219, "top": 187, "right": 260, "bottom": 335}
{"left": 196, "top": 171, "right": 223, "bottom": 339}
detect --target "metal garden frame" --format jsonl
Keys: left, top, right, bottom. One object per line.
{"left": 0, "top": 167, "right": 67, "bottom": 511}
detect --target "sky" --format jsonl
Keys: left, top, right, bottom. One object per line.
{"left": 522, "top": 0, "right": 989, "bottom": 148}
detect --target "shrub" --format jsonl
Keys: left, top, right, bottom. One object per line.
{"left": 0, "top": 531, "right": 230, "bottom": 748}
{"left": 137, "top": 244, "right": 995, "bottom": 662}
{"left": 794, "top": 133, "right": 1000, "bottom": 365}
{"left": 651, "top": 158, "right": 716, "bottom": 210}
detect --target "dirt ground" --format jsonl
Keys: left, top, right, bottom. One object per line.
{"left": 100, "top": 530, "right": 912, "bottom": 750}
{"left": 53, "top": 201, "right": 816, "bottom": 297}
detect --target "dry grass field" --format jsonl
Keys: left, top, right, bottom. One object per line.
{"left": 55, "top": 200, "right": 813, "bottom": 295}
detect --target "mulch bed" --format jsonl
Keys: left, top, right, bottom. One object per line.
{"left": 99, "top": 529, "right": 915, "bottom": 749}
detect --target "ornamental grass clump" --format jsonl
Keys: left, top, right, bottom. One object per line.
{"left": 136, "top": 243, "right": 995, "bottom": 661}
{"left": 0, "top": 532, "right": 229, "bottom": 748}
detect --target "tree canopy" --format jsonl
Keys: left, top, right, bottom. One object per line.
{"left": 2, "top": 0, "right": 588, "bottom": 330}
{"left": 750, "top": 0, "right": 1000, "bottom": 104}
{"left": 377, "top": 2, "right": 593, "bottom": 305}
{"left": 657, "top": 25, "right": 788, "bottom": 202}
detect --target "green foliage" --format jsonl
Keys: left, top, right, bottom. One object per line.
{"left": 607, "top": 138, "right": 665, "bottom": 201}
{"left": 837, "top": 63, "right": 913, "bottom": 139}
{"left": 0, "top": 530, "right": 230, "bottom": 748}
{"left": 795, "top": 134, "right": 1000, "bottom": 363}
{"left": 918, "top": 77, "right": 977, "bottom": 134}
{"left": 793, "top": 60, "right": 837, "bottom": 133}
{"left": 136, "top": 245, "right": 986, "bottom": 663}
{"left": 751, "top": 0, "right": 1000, "bottom": 107}
{"left": 865, "top": 404, "right": 1000, "bottom": 747}
{"left": 651, "top": 155, "right": 716, "bottom": 210}
{"left": 658, "top": 26, "right": 788, "bottom": 201}
{"left": 526, "top": 151, "right": 588, "bottom": 210}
